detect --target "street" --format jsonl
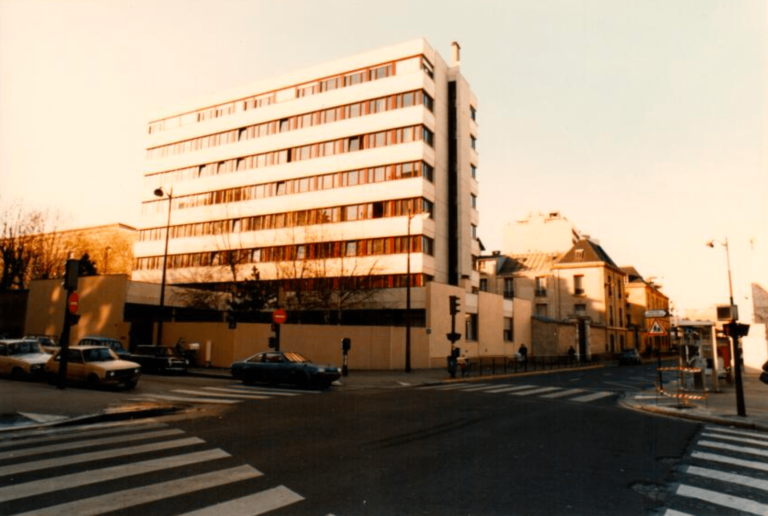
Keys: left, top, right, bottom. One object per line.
{"left": 2, "top": 366, "right": 768, "bottom": 515}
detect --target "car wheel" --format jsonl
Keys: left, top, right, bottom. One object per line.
{"left": 11, "top": 367, "right": 25, "bottom": 381}
{"left": 124, "top": 380, "right": 138, "bottom": 390}
{"left": 86, "top": 374, "right": 101, "bottom": 389}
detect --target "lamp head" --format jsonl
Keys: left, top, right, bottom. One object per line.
{"left": 705, "top": 240, "right": 715, "bottom": 248}
{"left": 153, "top": 187, "right": 165, "bottom": 198}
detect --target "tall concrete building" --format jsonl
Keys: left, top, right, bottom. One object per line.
{"left": 133, "top": 40, "right": 480, "bottom": 317}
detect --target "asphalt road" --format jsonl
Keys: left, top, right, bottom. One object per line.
{"left": 6, "top": 366, "right": 767, "bottom": 515}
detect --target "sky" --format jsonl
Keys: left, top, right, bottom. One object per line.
{"left": 1, "top": 0, "right": 766, "bottom": 315}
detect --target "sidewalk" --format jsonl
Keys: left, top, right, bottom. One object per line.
{"left": 620, "top": 370, "right": 768, "bottom": 431}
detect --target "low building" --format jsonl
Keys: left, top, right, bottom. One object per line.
{"left": 622, "top": 266, "right": 671, "bottom": 354}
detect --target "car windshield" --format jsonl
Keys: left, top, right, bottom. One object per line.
{"left": 284, "top": 352, "right": 310, "bottom": 363}
{"left": 82, "top": 348, "right": 116, "bottom": 362}
{"left": 153, "top": 347, "right": 175, "bottom": 356}
{"left": 9, "top": 342, "right": 42, "bottom": 355}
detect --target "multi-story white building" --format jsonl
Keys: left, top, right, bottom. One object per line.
{"left": 133, "top": 40, "right": 480, "bottom": 322}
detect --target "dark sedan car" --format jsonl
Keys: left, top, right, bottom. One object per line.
{"left": 618, "top": 349, "right": 642, "bottom": 366}
{"left": 231, "top": 351, "right": 340, "bottom": 389}
{"left": 129, "top": 345, "right": 187, "bottom": 374}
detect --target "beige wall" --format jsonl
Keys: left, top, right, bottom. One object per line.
{"left": 26, "top": 275, "right": 132, "bottom": 347}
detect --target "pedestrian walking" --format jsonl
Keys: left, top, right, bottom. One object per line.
{"left": 519, "top": 343, "right": 528, "bottom": 372}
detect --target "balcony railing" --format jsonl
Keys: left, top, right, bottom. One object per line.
{"left": 535, "top": 289, "right": 547, "bottom": 297}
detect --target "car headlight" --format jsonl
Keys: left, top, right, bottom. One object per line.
{"left": 316, "top": 367, "right": 326, "bottom": 373}
{"left": 135, "top": 368, "right": 140, "bottom": 374}
{"left": 107, "top": 371, "right": 115, "bottom": 377}
{"left": 30, "top": 364, "right": 43, "bottom": 371}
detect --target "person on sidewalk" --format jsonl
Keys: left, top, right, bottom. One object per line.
{"left": 519, "top": 343, "right": 528, "bottom": 372}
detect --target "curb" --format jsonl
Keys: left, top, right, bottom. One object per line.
{"left": 619, "top": 397, "right": 768, "bottom": 432}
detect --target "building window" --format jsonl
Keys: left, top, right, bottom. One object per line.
{"left": 470, "top": 164, "right": 477, "bottom": 178}
{"left": 470, "top": 136, "right": 477, "bottom": 150}
{"left": 504, "top": 278, "right": 514, "bottom": 299}
{"left": 471, "top": 194, "right": 477, "bottom": 209}
{"left": 479, "top": 278, "right": 488, "bottom": 292}
{"left": 471, "top": 225, "right": 477, "bottom": 239}
{"left": 504, "top": 318, "right": 513, "bottom": 341}
{"left": 470, "top": 106, "right": 477, "bottom": 121}
{"left": 574, "top": 275, "right": 584, "bottom": 295}
{"left": 535, "top": 277, "right": 547, "bottom": 297}
{"left": 575, "top": 303, "right": 586, "bottom": 314}
{"left": 535, "top": 303, "right": 548, "bottom": 318}
{"left": 466, "top": 314, "right": 478, "bottom": 341}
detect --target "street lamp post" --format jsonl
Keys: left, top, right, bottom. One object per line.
{"left": 707, "top": 238, "right": 746, "bottom": 416}
{"left": 154, "top": 187, "right": 173, "bottom": 346}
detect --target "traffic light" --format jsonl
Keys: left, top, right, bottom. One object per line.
{"left": 449, "top": 295, "right": 461, "bottom": 315}
{"left": 724, "top": 322, "right": 750, "bottom": 338}
{"left": 341, "top": 338, "right": 352, "bottom": 352}
{"left": 268, "top": 337, "right": 277, "bottom": 349}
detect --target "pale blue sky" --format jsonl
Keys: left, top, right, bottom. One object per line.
{"left": 1, "top": 0, "right": 765, "bottom": 313}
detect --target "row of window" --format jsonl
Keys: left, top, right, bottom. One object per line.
{"left": 146, "top": 124, "right": 434, "bottom": 188}
{"left": 148, "top": 55, "right": 434, "bottom": 134}
{"left": 147, "top": 90, "right": 434, "bottom": 159}
{"left": 134, "top": 235, "right": 435, "bottom": 271}
{"left": 144, "top": 161, "right": 433, "bottom": 217}
{"left": 140, "top": 197, "right": 433, "bottom": 242}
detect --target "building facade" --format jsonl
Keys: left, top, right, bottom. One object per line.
{"left": 133, "top": 40, "right": 479, "bottom": 308}
{"left": 623, "top": 266, "right": 671, "bottom": 354}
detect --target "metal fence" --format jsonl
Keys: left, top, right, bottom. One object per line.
{"left": 459, "top": 354, "right": 601, "bottom": 378}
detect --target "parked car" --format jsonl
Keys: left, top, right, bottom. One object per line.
{"left": 23, "top": 335, "right": 60, "bottom": 354}
{"left": 0, "top": 339, "right": 52, "bottom": 380}
{"left": 231, "top": 351, "right": 340, "bottom": 389}
{"left": 130, "top": 345, "right": 187, "bottom": 374}
{"left": 77, "top": 336, "right": 131, "bottom": 359}
{"left": 45, "top": 346, "right": 141, "bottom": 389}
{"left": 618, "top": 349, "right": 642, "bottom": 366}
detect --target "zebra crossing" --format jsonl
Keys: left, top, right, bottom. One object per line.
{"left": 661, "top": 425, "right": 768, "bottom": 516}
{"left": 419, "top": 382, "right": 616, "bottom": 404}
{"left": 0, "top": 419, "right": 304, "bottom": 515}
{"left": 127, "top": 383, "right": 322, "bottom": 406}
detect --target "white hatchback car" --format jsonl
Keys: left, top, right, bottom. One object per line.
{"left": 0, "top": 339, "right": 52, "bottom": 380}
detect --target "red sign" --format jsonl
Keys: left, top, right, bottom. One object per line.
{"left": 68, "top": 292, "right": 79, "bottom": 314}
{"left": 272, "top": 308, "right": 287, "bottom": 324}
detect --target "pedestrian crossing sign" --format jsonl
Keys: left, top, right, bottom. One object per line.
{"left": 648, "top": 319, "right": 667, "bottom": 336}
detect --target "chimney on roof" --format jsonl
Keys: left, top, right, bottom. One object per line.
{"left": 451, "top": 41, "right": 461, "bottom": 66}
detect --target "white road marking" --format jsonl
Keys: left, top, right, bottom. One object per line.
{"left": 173, "top": 389, "right": 270, "bottom": 400}
{"left": 702, "top": 432, "right": 768, "bottom": 448}
{"left": 425, "top": 383, "right": 493, "bottom": 390}
{"left": 484, "top": 385, "right": 537, "bottom": 394}
{"left": 129, "top": 394, "right": 240, "bottom": 405}
{"left": 0, "top": 437, "right": 203, "bottom": 477}
{"left": 0, "top": 423, "right": 166, "bottom": 449}
{"left": 570, "top": 391, "right": 614, "bottom": 403}
{"left": 662, "top": 509, "right": 695, "bottom": 516}
{"left": 460, "top": 384, "right": 510, "bottom": 392}
{"left": 13, "top": 465, "right": 262, "bottom": 516}
{"left": 0, "top": 448, "right": 229, "bottom": 502}
{"left": 699, "top": 440, "right": 768, "bottom": 458}
{"left": 205, "top": 386, "right": 297, "bottom": 397}
{"left": 541, "top": 388, "right": 585, "bottom": 399}
{"left": 692, "top": 451, "right": 768, "bottom": 473}
{"left": 0, "top": 428, "right": 183, "bottom": 460}
{"left": 686, "top": 465, "right": 768, "bottom": 492}
{"left": 510, "top": 386, "right": 561, "bottom": 396}
{"left": 178, "top": 485, "right": 304, "bottom": 516}
{"left": 706, "top": 426, "right": 768, "bottom": 441}
{"left": 676, "top": 483, "right": 768, "bottom": 515}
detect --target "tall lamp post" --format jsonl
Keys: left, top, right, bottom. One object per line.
{"left": 154, "top": 186, "right": 173, "bottom": 346}
{"left": 707, "top": 238, "right": 746, "bottom": 417}
{"left": 405, "top": 204, "right": 429, "bottom": 373}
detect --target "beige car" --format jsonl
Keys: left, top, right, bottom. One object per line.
{"left": 0, "top": 339, "right": 52, "bottom": 380}
{"left": 46, "top": 346, "right": 141, "bottom": 389}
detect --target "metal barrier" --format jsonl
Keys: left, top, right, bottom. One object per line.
{"left": 461, "top": 355, "right": 598, "bottom": 378}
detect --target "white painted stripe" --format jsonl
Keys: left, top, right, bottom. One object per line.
{"left": 510, "top": 387, "right": 562, "bottom": 396}
{"left": 230, "top": 384, "right": 319, "bottom": 395}
{"left": 0, "top": 428, "right": 184, "bottom": 460}
{"left": 130, "top": 394, "right": 240, "bottom": 405}
{"left": 700, "top": 440, "right": 768, "bottom": 458}
{"left": 0, "top": 437, "right": 203, "bottom": 477}
{"left": 178, "top": 485, "right": 304, "bottom": 516}
{"left": 459, "top": 384, "right": 509, "bottom": 392}
{"left": 204, "top": 387, "right": 293, "bottom": 397}
{"left": 484, "top": 385, "right": 537, "bottom": 394}
{"left": 705, "top": 426, "right": 768, "bottom": 441}
{"left": 423, "top": 383, "right": 492, "bottom": 391}
{"left": 676, "top": 483, "right": 768, "bottom": 515}
{"left": 13, "top": 464, "right": 262, "bottom": 516}
{"left": 662, "top": 509, "right": 695, "bottom": 516}
{"left": 0, "top": 448, "right": 229, "bottom": 502}
{"left": 541, "top": 388, "right": 585, "bottom": 399}
{"left": 687, "top": 465, "right": 768, "bottom": 492}
{"left": 0, "top": 423, "right": 165, "bottom": 450}
{"left": 702, "top": 432, "right": 768, "bottom": 448}
{"left": 173, "top": 389, "right": 270, "bottom": 400}
{"left": 692, "top": 451, "right": 768, "bottom": 473}
{"left": 570, "top": 391, "right": 614, "bottom": 403}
